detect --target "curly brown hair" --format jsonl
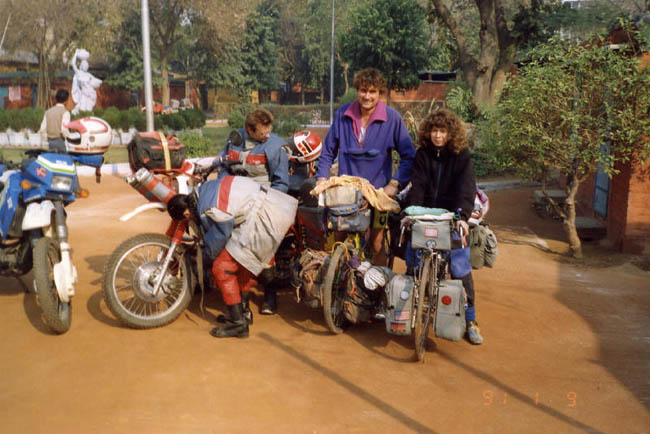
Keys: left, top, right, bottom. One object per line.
{"left": 417, "top": 108, "right": 468, "bottom": 154}
{"left": 353, "top": 67, "right": 386, "bottom": 92}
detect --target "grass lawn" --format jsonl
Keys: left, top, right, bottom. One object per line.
{"left": 0, "top": 126, "right": 231, "bottom": 165}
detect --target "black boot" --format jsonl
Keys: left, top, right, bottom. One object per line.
{"left": 216, "top": 292, "right": 253, "bottom": 325}
{"left": 260, "top": 287, "right": 278, "bottom": 315}
{"left": 210, "top": 303, "right": 249, "bottom": 338}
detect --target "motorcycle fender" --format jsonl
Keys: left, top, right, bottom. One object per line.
{"left": 22, "top": 201, "right": 55, "bottom": 231}
{"left": 119, "top": 202, "right": 167, "bottom": 222}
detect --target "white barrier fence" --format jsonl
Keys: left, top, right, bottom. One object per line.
{"left": 0, "top": 129, "right": 136, "bottom": 147}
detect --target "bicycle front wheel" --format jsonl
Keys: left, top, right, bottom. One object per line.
{"left": 413, "top": 254, "right": 434, "bottom": 361}
{"left": 322, "top": 244, "right": 349, "bottom": 334}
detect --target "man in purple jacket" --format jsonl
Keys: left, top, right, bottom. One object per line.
{"left": 316, "top": 67, "right": 415, "bottom": 265}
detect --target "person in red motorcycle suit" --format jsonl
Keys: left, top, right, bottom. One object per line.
{"left": 218, "top": 108, "right": 289, "bottom": 315}
{"left": 167, "top": 175, "right": 298, "bottom": 338}
{"left": 406, "top": 108, "right": 484, "bottom": 345}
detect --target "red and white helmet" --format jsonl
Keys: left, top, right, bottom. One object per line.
{"left": 64, "top": 117, "right": 113, "bottom": 154}
{"left": 288, "top": 131, "right": 322, "bottom": 163}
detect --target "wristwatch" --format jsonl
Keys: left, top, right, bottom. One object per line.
{"left": 388, "top": 179, "right": 400, "bottom": 188}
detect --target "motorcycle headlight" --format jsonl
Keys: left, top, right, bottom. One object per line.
{"left": 51, "top": 175, "right": 74, "bottom": 192}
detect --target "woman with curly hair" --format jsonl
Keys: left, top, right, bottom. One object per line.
{"left": 406, "top": 108, "right": 484, "bottom": 344}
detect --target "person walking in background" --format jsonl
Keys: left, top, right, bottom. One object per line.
{"left": 315, "top": 67, "right": 415, "bottom": 266}
{"left": 39, "top": 89, "right": 70, "bottom": 153}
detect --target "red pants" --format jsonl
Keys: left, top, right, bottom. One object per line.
{"left": 212, "top": 248, "right": 257, "bottom": 305}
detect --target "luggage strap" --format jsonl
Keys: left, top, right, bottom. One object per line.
{"left": 158, "top": 132, "right": 171, "bottom": 171}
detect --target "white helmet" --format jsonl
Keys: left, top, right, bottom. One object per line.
{"left": 288, "top": 131, "right": 322, "bottom": 163}
{"left": 64, "top": 117, "right": 112, "bottom": 154}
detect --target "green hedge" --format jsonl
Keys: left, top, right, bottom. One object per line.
{"left": 0, "top": 107, "right": 206, "bottom": 132}
{"left": 0, "top": 108, "right": 44, "bottom": 131}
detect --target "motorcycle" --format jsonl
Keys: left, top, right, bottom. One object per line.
{"left": 0, "top": 117, "right": 111, "bottom": 333}
{"left": 102, "top": 128, "right": 329, "bottom": 328}
{"left": 101, "top": 157, "right": 203, "bottom": 329}
{"left": 0, "top": 152, "right": 89, "bottom": 333}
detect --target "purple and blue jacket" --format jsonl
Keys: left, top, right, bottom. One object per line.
{"left": 315, "top": 100, "right": 415, "bottom": 188}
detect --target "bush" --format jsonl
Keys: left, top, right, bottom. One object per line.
{"left": 273, "top": 118, "right": 301, "bottom": 137}
{"left": 178, "top": 131, "right": 212, "bottom": 157}
{"left": 445, "top": 81, "right": 479, "bottom": 123}
{"left": 101, "top": 107, "right": 121, "bottom": 131}
{"left": 228, "top": 103, "right": 252, "bottom": 128}
{"left": 340, "top": 88, "right": 357, "bottom": 105}
{"left": 0, "top": 110, "right": 8, "bottom": 131}
{"left": 180, "top": 108, "right": 206, "bottom": 129}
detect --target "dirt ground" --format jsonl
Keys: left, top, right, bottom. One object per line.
{"left": 1, "top": 174, "right": 649, "bottom": 434}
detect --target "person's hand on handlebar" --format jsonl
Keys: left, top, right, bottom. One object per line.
{"left": 455, "top": 219, "right": 469, "bottom": 248}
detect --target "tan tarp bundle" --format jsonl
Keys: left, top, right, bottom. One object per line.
{"left": 310, "top": 175, "right": 400, "bottom": 213}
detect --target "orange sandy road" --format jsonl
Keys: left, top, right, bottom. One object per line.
{"left": 0, "top": 176, "right": 648, "bottom": 433}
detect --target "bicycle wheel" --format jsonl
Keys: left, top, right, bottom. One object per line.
{"left": 322, "top": 243, "right": 349, "bottom": 334}
{"left": 413, "top": 254, "right": 434, "bottom": 361}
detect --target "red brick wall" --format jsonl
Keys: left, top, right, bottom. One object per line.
{"left": 2, "top": 81, "right": 198, "bottom": 111}
{"left": 390, "top": 82, "right": 448, "bottom": 102}
{"left": 620, "top": 159, "right": 650, "bottom": 253}
{"left": 607, "top": 161, "right": 632, "bottom": 251}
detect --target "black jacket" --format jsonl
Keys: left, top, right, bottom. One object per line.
{"left": 406, "top": 145, "right": 476, "bottom": 221}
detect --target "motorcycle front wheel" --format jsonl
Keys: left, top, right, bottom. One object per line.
{"left": 102, "top": 233, "right": 192, "bottom": 329}
{"left": 33, "top": 237, "right": 71, "bottom": 334}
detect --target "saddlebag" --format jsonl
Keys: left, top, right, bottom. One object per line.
{"left": 295, "top": 249, "right": 329, "bottom": 308}
{"left": 297, "top": 205, "right": 330, "bottom": 250}
{"left": 327, "top": 200, "right": 371, "bottom": 233}
{"left": 434, "top": 279, "right": 467, "bottom": 341}
{"left": 384, "top": 274, "right": 415, "bottom": 336}
{"left": 127, "top": 132, "right": 186, "bottom": 172}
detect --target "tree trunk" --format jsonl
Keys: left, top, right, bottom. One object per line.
{"left": 431, "top": 0, "right": 515, "bottom": 109}
{"left": 160, "top": 49, "right": 170, "bottom": 107}
{"left": 562, "top": 177, "right": 583, "bottom": 259}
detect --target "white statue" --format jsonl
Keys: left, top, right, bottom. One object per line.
{"left": 70, "top": 48, "right": 102, "bottom": 114}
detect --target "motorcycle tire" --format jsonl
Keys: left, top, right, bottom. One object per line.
{"left": 413, "top": 255, "right": 433, "bottom": 361}
{"left": 322, "top": 243, "right": 348, "bottom": 334}
{"left": 33, "top": 237, "right": 71, "bottom": 334}
{"left": 102, "top": 233, "right": 192, "bottom": 329}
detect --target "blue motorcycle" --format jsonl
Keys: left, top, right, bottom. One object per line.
{"left": 0, "top": 149, "right": 102, "bottom": 333}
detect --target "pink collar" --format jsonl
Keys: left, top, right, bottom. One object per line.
{"left": 344, "top": 100, "right": 387, "bottom": 145}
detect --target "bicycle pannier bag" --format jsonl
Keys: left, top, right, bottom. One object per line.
{"left": 384, "top": 274, "right": 415, "bottom": 336}
{"left": 327, "top": 202, "right": 371, "bottom": 232}
{"left": 411, "top": 221, "right": 452, "bottom": 250}
{"left": 434, "top": 279, "right": 466, "bottom": 341}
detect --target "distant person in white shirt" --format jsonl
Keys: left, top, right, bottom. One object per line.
{"left": 39, "top": 89, "right": 70, "bottom": 153}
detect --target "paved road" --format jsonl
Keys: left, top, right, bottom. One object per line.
{"left": 1, "top": 176, "right": 648, "bottom": 433}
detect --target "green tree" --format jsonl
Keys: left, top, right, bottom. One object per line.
{"left": 429, "top": 0, "right": 578, "bottom": 110}
{"left": 339, "top": 0, "right": 430, "bottom": 103}
{"left": 493, "top": 33, "right": 650, "bottom": 258}
{"left": 241, "top": 0, "right": 282, "bottom": 95}
{"left": 105, "top": 6, "right": 163, "bottom": 93}
{"left": 1, "top": 0, "right": 121, "bottom": 108}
